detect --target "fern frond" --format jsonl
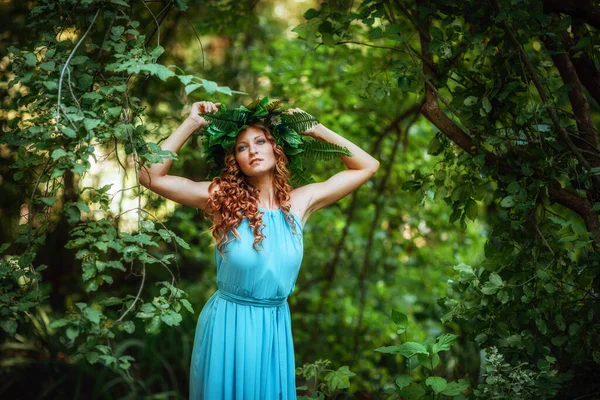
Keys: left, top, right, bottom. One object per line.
{"left": 266, "top": 100, "right": 283, "bottom": 112}
{"left": 288, "top": 161, "right": 315, "bottom": 186}
{"left": 203, "top": 109, "right": 249, "bottom": 132}
{"left": 281, "top": 111, "right": 319, "bottom": 133}
{"left": 301, "top": 139, "right": 352, "bottom": 161}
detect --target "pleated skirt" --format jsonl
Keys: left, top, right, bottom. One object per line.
{"left": 189, "top": 290, "right": 297, "bottom": 400}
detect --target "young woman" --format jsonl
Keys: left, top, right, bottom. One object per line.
{"left": 139, "top": 100, "right": 379, "bottom": 399}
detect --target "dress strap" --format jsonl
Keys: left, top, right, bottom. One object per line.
{"left": 218, "top": 289, "right": 287, "bottom": 307}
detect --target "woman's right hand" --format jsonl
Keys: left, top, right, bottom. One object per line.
{"left": 189, "top": 101, "right": 221, "bottom": 128}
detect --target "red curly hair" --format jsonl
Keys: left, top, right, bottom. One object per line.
{"left": 205, "top": 122, "right": 297, "bottom": 254}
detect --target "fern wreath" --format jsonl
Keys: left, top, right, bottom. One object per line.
{"left": 200, "top": 96, "right": 351, "bottom": 186}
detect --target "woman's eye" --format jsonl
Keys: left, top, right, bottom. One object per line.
{"left": 256, "top": 139, "right": 266, "bottom": 144}
{"left": 237, "top": 145, "right": 246, "bottom": 152}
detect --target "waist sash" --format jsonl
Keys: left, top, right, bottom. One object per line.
{"left": 217, "top": 289, "right": 286, "bottom": 307}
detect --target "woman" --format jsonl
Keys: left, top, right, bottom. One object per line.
{"left": 139, "top": 100, "right": 379, "bottom": 399}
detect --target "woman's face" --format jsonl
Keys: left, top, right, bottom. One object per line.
{"left": 234, "top": 126, "right": 276, "bottom": 177}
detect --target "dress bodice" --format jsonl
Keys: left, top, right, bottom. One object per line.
{"left": 214, "top": 208, "right": 304, "bottom": 300}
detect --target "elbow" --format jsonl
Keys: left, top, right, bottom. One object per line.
{"left": 138, "top": 174, "right": 151, "bottom": 188}
{"left": 368, "top": 159, "right": 380, "bottom": 177}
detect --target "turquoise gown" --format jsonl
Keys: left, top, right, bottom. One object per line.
{"left": 189, "top": 207, "right": 304, "bottom": 400}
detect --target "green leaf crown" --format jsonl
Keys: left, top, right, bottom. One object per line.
{"left": 200, "top": 96, "right": 352, "bottom": 185}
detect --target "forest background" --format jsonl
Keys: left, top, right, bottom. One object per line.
{"left": 1, "top": 0, "right": 599, "bottom": 399}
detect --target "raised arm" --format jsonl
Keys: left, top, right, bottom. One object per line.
{"left": 290, "top": 115, "right": 380, "bottom": 223}
{"left": 138, "top": 101, "right": 220, "bottom": 209}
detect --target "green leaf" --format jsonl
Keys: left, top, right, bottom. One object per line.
{"left": 427, "top": 136, "right": 442, "bottom": 155}
{"left": 122, "top": 321, "right": 135, "bottom": 333}
{"left": 109, "top": 0, "right": 130, "bottom": 7}
{"left": 0, "top": 319, "right": 17, "bottom": 335}
{"left": 440, "top": 379, "right": 469, "bottom": 395}
{"left": 84, "top": 308, "right": 102, "bottom": 324}
{"left": 392, "top": 309, "right": 408, "bottom": 333}
{"left": 201, "top": 79, "right": 218, "bottom": 94}
{"left": 49, "top": 319, "right": 70, "bottom": 329}
{"left": 463, "top": 96, "right": 478, "bottom": 106}
{"left": 398, "top": 384, "right": 426, "bottom": 400}
{"left": 375, "top": 342, "right": 428, "bottom": 357}
{"left": 66, "top": 326, "right": 80, "bottom": 341}
{"left": 304, "top": 8, "right": 319, "bottom": 19}
{"left": 465, "top": 198, "right": 478, "bottom": 220}
{"left": 426, "top": 376, "right": 448, "bottom": 394}
{"left": 51, "top": 148, "right": 69, "bottom": 160}
{"left": 40, "top": 196, "right": 56, "bottom": 206}
{"left": 323, "top": 366, "right": 355, "bottom": 391}
{"left": 146, "top": 316, "right": 161, "bottom": 334}
{"left": 301, "top": 139, "right": 351, "bottom": 160}
{"left": 40, "top": 61, "right": 56, "bottom": 71}
{"left": 185, "top": 83, "right": 203, "bottom": 95}
{"left": 500, "top": 196, "right": 515, "bottom": 208}
{"left": 433, "top": 333, "right": 458, "bottom": 353}
{"left": 24, "top": 53, "right": 37, "bottom": 66}
{"left": 180, "top": 299, "right": 194, "bottom": 314}
{"left": 489, "top": 272, "right": 503, "bottom": 287}
{"left": 160, "top": 310, "right": 183, "bottom": 326}
{"left": 86, "top": 351, "right": 99, "bottom": 364}
{"left": 396, "top": 374, "right": 414, "bottom": 390}
{"left": 482, "top": 97, "right": 492, "bottom": 113}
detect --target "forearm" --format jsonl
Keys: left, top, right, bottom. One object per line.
{"left": 308, "top": 124, "right": 379, "bottom": 172}
{"left": 140, "top": 117, "right": 203, "bottom": 181}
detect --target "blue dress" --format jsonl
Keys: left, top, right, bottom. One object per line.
{"left": 190, "top": 207, "right": 304, "bottom": 399}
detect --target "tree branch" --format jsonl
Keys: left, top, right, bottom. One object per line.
{"left": 543, "top": 16, "right": 599, "bottom": 159}
{"left": 493, "top": 0, "right": 600, "bottom": 189}
{"left": 543, "top": 0, "right": 600, "bottom": 31}
{"left": 415, "top": 0, "right": 477, "bottom": 155}
{"left": 562, "top": 27, "right": 600, "bottom": 108}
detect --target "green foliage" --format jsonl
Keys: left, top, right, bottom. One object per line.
{"left": 0, "top": 0, "right": 235, "bottom": 378}
{"left": 474, "top": 346, "right": 564, "bottom": 399}
{"left": 375, "top": 310, "right": 469, "bottom": 399}
{"left": 301, "top": 139, "right": 352, "bottom": 161}
{"left": 296, "top": 359, "right": 355, "bottom": 399}
{"left": 296, "top": 0, "right": 600, "bottom": 396}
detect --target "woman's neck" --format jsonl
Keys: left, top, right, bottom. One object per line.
{"left": 248, "top": 174, "right": 278, "bottom": 209}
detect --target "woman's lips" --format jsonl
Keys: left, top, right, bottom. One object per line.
{"left": 250, "top": 158, "right": 263, "bottom": 165}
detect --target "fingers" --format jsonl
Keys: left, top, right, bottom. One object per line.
{"left": 194, "top": 101, "right": 220, "bottom": 114}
